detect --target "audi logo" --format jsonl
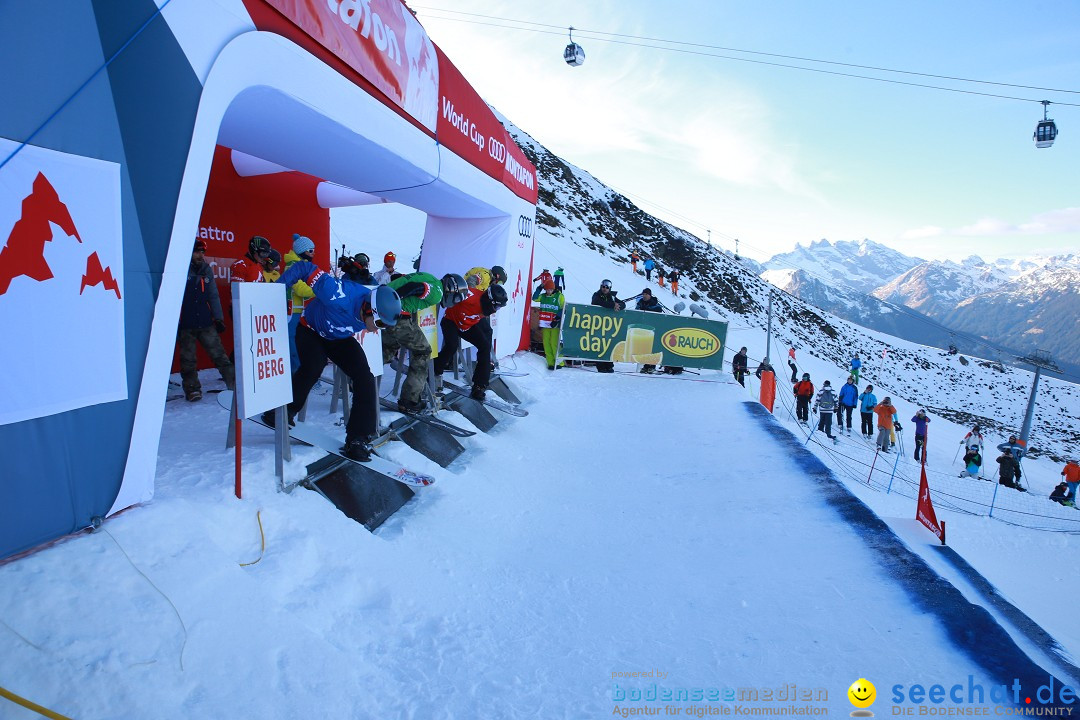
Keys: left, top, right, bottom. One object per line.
{"left": 518, "top": 215, "right": 534, "bottom": 238}
{"left": 488, "top": 138, "right": 506, "bottom": 163}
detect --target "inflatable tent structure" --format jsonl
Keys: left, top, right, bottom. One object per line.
{"left": 0, "top": 0, "right": 538, "bottom": 561}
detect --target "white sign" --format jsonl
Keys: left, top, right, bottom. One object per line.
{"left": 0, "top": 140, "right": 125, "bottom": 426}
{"left": 232, "top": 283, "right": 292, "bottom": 418}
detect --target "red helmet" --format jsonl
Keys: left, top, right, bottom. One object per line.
{"left": 384, "top": 251, "right": 396, "bottom": 266}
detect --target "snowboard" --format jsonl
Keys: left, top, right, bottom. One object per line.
{"left": 217, "top": 392, "right": 435, "bottom": 487}
{"left": 441, "top": 381, "right": 528, "bottom": 417}
{"left": 379, "top": 397, "right": 476, "bottom": 438}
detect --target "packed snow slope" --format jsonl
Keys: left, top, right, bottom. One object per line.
{"left": 2, "top": 358, "right": 1075, "bottom": 719}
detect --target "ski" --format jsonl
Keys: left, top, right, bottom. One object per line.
{"left": 379, "top": 398, "right": 476, "bottom": 437}
{"left": 441, "top": 381, "right": 528, "bottom": 417}
{"left": 217, "top": 392, "right": 435, "bottom": 487}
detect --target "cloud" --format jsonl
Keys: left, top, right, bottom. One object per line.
{"left": 903, "top": 208, "right": 1080, "bottom": 239}
{"left": 900, "top": 226, "right": 944, "bottom": 240}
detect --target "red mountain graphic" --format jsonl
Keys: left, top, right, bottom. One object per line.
{"left": 511, "top": 269, "right": 523, "bottom": 300}
{"left": 0, "top": 172, "right": 82, "bottom": 295}
{"left": 81, "top": 252, "right": 122, "bottom": 299}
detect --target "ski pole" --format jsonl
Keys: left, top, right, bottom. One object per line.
{"left": 953, "top": 444, "right": 962, "bottom": 465}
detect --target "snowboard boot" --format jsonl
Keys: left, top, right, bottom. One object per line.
{"left": 342, "top": 437, "right": 372, "bottom": 462}
{"left": 185, "top": 389, "right": 202, "bottom": 402}
{"left": 470, "top": 385, "right": 487, "bottom": 401}
{"left": 260, "top": 409, "right": 296, "bottom": 428}
{"left": 397, "top": 398, "right": 425, "bottom": 414}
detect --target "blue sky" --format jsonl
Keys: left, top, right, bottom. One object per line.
{"left": 410, "top": 1, "right": 1079, "bottom": 263}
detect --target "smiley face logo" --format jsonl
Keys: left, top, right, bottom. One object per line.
{"left": 848, "top": 678, "right": 876, "bottom": 713}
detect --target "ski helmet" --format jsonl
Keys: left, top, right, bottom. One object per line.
{"left": 249, "top": 235, "right": 272, "bottom": 258}
{"left": 384, "top": 251, "right": 396, "bottom": 266}
{"left": 372, "top": 285, "right": 401, "bottom": 326}
{"left": 486, "top": 284, "right": 508, "bottom": 308}
{"left": 802, "top": 373, "right": 810, "bottom": 380}
{"left": 490, "top": 265, "right": 507, "bottom": 284}
{"left": 355, "top": 252, "right": 370, "bottom": 267}
{"left": 265, "top": 248, "right": 281, "bottom": 269}
{"left": 600, "top": 279, "right": 612, "bottom": 289}
{"left": 440, "top": 273, "right": 468, "bottom": 308}
{"left": 823, "top": 380, "right": 831, "bottom": 387}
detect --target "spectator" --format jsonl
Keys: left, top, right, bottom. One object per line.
{"left": 1062, "top": 459, "right": 1080, "bottom": 505}
{"left": 787, "top": 347, "right": 798, "bottom": 383}
{"left": 850, "top": 354, "right": 862, "bottom": 384}
{"left": 996, "top": 435, "right": 1026, "bottom": 463}
{"left": 837, "top": 377, "right": 858, "bottom": 435}
{"left": 961, "top": 424, "right": 984, "bottom": 453}
{"left": 554, "top": 266, "right": 566, "bottom": 290}
{"left": 591, "top": 279, "right": 624, "bottom": 374}
{"left": 793, "top": 373, "right": 815, "bottom": 424}
{"left": 177, "top": 240, "right": 235, "bottom": 401}
{"left": 858, "top": 385, "right": 877, "bottom": 439}
{"left": 911, "top": 409, "right": 930, "bottom": 462}
{"left": 732, "top": 346, "right": 749, "bottom": 387}
{"left": 533, "top": 268, "right": 553, "bottom": 300}
{"left": 996, "top": 450, "right": 1022, "bottom": 490}
{"left": 635, "top": 288, "right": 662, "bottom": 374}
{"left": 1050, "top": 482, "right": 1071, "bottom": 506}
{"left": 535, "top": 279, "right": 565, "bottom": 370}
{"left": 754, "top": 358, "right": 773, "bottom": 379}
{"left": 657, "top": 266, "right": 666, "bottom": 288}
{"left": 630, "top": 251, "right": 640, "bottom": 274}
{"left": 874, "top": 397, "right": 897, "bottom": 453}
{"left": 813, "top": 380, "right": 838, "bottom": 441}
{"left": 669, "top": 269, "right": 680, "bottom": 295}
{"left": 348, "top": 252, "right": 375, "bottom": 285}
{"left": 373, "top": 251, "right": 396, "bottom": 285}
{"left": 643, "top": 257, "right": 655, "bottom": 281}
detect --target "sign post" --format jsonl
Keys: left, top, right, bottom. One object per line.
{"left": 231, "top": 283, "right": 292, "bottom": 498}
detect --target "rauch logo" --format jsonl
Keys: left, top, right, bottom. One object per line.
{"left": 661, "top": 328, "right": 721, "bottom": 359}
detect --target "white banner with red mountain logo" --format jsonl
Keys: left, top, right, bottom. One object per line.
{"left": 0, "top": 140, "right": 125, "bottom": 425}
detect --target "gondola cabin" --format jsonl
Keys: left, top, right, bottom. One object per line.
{"left": 564, "top": 42, "right": 585, "bottom": 67}
{"left": 1034, "top": 119, "right": 1058, "bottom": 148}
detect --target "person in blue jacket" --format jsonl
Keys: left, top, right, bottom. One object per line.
{"left": 270, "top": 255, "right": 403, "bottom": 462}
{"left": 643, "top": 257, "right": 655, "bottom": 281}
{"left": 910, "top": 409, "right": 931, "bottom": 462}
{"left": 850, "top": 354, "right": 862, "bottom": 384}
{"left": 857, "top": 384, "right": 877, "bottom": 439}
{"left": 836, "top": 376, "right": 859, "bottom": 435}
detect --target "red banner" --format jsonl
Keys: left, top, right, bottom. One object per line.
{"left": 261, "top": 0, "right": 439, "bottom": 131}
{"left": 435, "top": 48, "right": 538, "bottom": 204}
{"left": 916, "top": 466, "right": 945, "bottom": 544}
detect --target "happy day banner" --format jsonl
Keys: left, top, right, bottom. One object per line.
{"left": 559, "top": 304, "right": 728, "bottom": 371}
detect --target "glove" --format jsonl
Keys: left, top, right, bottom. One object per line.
{"left": 214, "top": 320, "right": 227, "bottom": 334}
{"left": 396, "top": 281, "right": 426, "bottom": 299}
{"left": 551, "top": 315, "right": 561, "bottom": 328}
{"left": 960, "top": 440, "right": 965, "bottom": 445}
{"left": 895, "top": 422, "right": 903, "bottom": 432}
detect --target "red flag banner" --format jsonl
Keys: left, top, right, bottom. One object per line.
{"left": 916, "top": 466, "right": 945, "bottom": 544}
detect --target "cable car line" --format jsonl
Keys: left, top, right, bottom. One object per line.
{"left": 414, "top": 7, "right": 1080, "bottom": 97}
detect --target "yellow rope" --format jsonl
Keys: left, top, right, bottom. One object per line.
{"left": 0, "top": 685, "right": 73, "bottom": 720}
{"left": 239, "top": 510, "right": 265, "bottom": 567}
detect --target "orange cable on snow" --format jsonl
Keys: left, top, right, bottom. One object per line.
{"left": 0, "top": 685, "right": 73, "bottom": 720}
{"left": 239, "top": 510, "right": 266, "bottom": 567}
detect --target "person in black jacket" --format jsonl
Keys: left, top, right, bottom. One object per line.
{"left": 591, "top": 279, "right": 625, "bottom": 373}
{"left": 996, "top": 450, "right": 1022, "bottom": 490}
{"left": 178, "top": 240, "right": 235, "bottom": 401}
{"left": 732, "top": 347, "right": 749, "bottom": 387}
{"left": 635, "top": 288, "right": 662, "bottom": 373}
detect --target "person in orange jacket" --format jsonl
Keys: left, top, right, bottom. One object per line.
{"left": 874, "top": 397, "right": 898, "bottom": 453}
{"left": 1062, "top": 459, "right": 1080, "bottom": 505}
{"left": 793, "top": 373, "right": 814, "bottom": 423}
{"left": 630, "top": 250, "right": 640, "bottom": 274}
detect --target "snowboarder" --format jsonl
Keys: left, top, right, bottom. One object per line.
{"left": 230, "top": 235, "right": 272, "bottom": 283}
{"left": 813, "top": 380, "right": 838, "bottom": 441}
{"left": 874, "top": 397, "right": 897, "bottom": 453}
{"left": 635, "top": 289, "right": 663, "bottom": 373}
{"left": 657, "top": 266, "right": 666, "bottom": 288}
{"left": 553, "top": 266, "right": 566, "bottom": 291}
{"left": 1061, "top": 459, "right": 1080, "bottom": 505}
{"left": 850, "top": 354, "right": 862, "bottom": 384}
{"left": 858, "top": 385, "right": 877, "bottom": 438}
{"left": 643, "top": 257, "right": 655, "bottom": 281}
{"left": 434, "top": 283, "right": 508, "bottom": 397}
{"left": 284, "top": 235, "right": 316, "bottom": 373}
{"left": 533, "top": 268, "right": 553, "bottom": 300}
{"left": 787, "top": 347, "right": 798, "bottom": 383}
{"left": 911, "top": 409, "right": 930, "bottom": 463}
{"left": 837, "top": 377, "right": 858, "bottom": 435}
{"left": 373, "top": 251, "right": 397, "bottom": 285}
{"left": 271, "top": 257, "right": 404, "bottom": 461}
{"left": 591, "top": 279, "right": 625, "bottom": 373}
{"left": 630, "top": 250, "right": 640, "bottom": 274}
{"left": 668, "top": 269, "right": 680, "bottom": 295}
{"left": 535, "top": 279, "right": 565, "bottom": 370}
{"left": 384, "top": 271, "right": 466, "bottom": 410}
{"left": 793, "top": 373, "right": 815, "bottom": 424}
{"left": 177, "top": 240, "right": 235, "bottom": 401}
{"left": 732, "top": 347, "right": 749, "bottom": 387}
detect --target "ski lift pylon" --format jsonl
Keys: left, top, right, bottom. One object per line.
{"left": 564, "top": 26, "right": 585, "bottom": 67}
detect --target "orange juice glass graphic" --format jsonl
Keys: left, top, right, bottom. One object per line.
{"left": 626, "top": 325, "right": 655, "bottom": 359}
